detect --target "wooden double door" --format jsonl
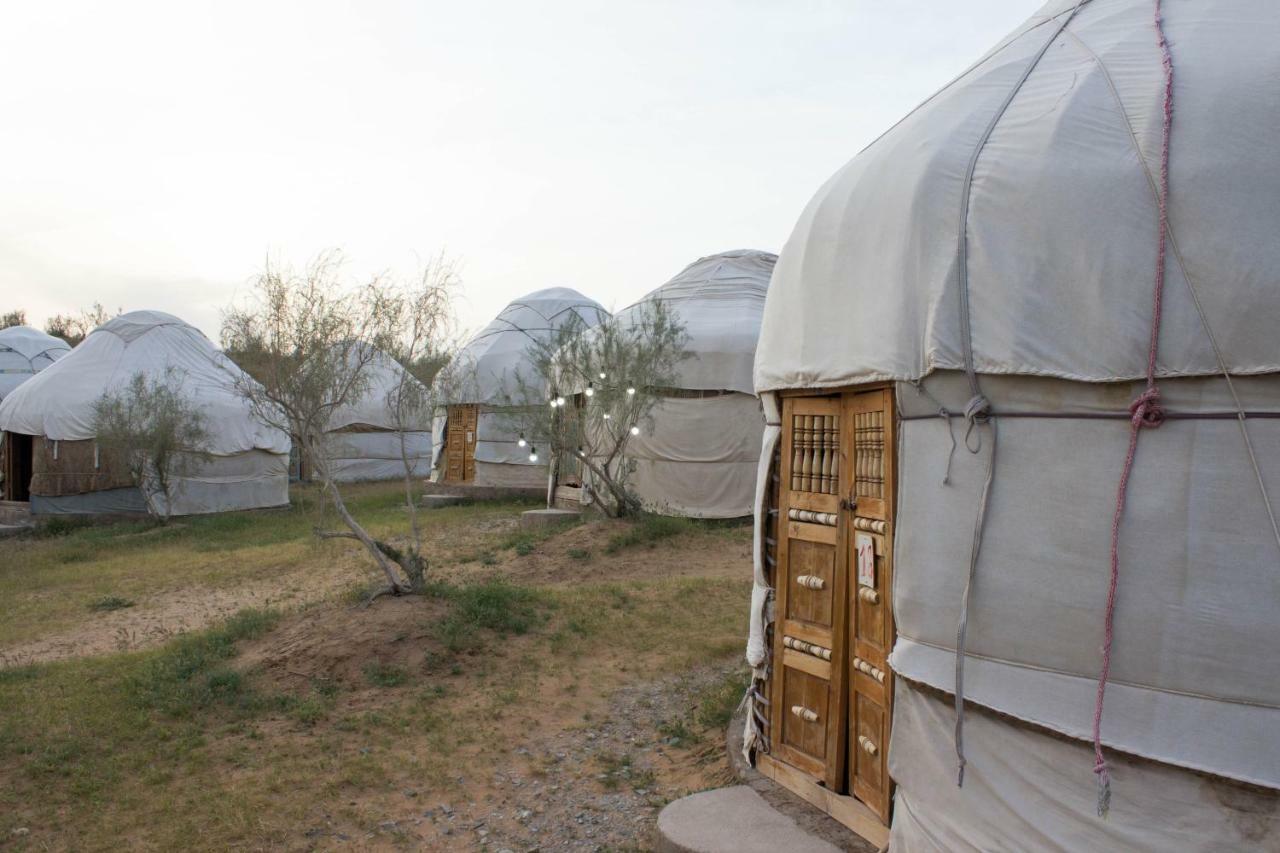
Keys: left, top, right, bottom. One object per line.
{"left": 443, "top": 405, "right": 478, "bottom": 483}
{"left": 769, "top": 388, "right": 896, "bottom": 822}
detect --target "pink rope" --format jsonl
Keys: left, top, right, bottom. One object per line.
{"left": 1093, "top": 0, "right": 1174, "bottom": 817}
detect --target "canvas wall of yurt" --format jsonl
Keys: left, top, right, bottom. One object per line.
{"left": 742, "top": 1, "right": 1280, "bottom": 849}
{"left": 580, "top": 250, "right": 775, "bottom": 518}
{"left": 319, "top": 344, "right": 432, "bottom": 483}
{"left": 0, "top": 310, "right": 290, "bottom": 516}
{"left": 433, "top": 288, "right": 608, "bottom": 489}
{"left": 0, "top": 326, "right": 72, "bottom": 501}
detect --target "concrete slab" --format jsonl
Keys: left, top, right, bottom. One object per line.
{"left": 655, "top": 786, "right": 843, "bottom": 853}
{"left": 519, "top": 508, "right": 581, "bottom": 528}
{"left": 419, "top": 494, "right": 470, "bottom": 509}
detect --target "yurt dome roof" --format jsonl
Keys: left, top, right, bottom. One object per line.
{"left": 327, "top": 342, "right": 430, "bottom": 432}
{"left": 0, "top": 326, "right": 71, "bottom": 400}
{"left": 616, "top": 249, "right": 776, "bottom": 395}
{"left": 0, "top": 325, "right": 71, "bottom": 363}
{"left": 756, "top": 0, "right": 1280, "bottom": 393}
{"left": 452, "top": 287, "right": 609, "bottom": 404}
{"left": 0, "top": 309, "right": 288, "bottom": 456}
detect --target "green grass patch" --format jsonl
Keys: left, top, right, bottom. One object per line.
{"left": 604, "top": 514, "right": 693, "bottom": 554}
{"left": 88, "top": 595, "right": 136, "bottom": 612}
{"left": 363, "top": 663, "right": 408, "bottom": 688}
{"left": 431, "top": 580, "right": 549, "bottom": 653}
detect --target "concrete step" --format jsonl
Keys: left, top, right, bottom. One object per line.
{"left": 655, "top": 786, "right": 844, "bottom": 853}
{"left": 0, "top": 500, "right": 31, "bottom": 525}
{"left": 519, "top": 508, "right": 581, "bottom": 528}
{"left": 419, "top": 494, "right": 470, "bottom": 509}
{"left": 0, "top": 523, "right": 33, "bottom": 538}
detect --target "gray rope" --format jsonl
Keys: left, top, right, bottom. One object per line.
{"left": 911, "top": 379, "right": 957, "bottom": 484}
{"left": 951, "top": 0, "right": 1088, "bottom": 787}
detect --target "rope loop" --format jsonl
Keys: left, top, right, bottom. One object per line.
{"left": 1129, "top": 386, "right": 1165, "bottom": 429}
{"left": 963, "top": 394, "right": 992, "bottom": 452}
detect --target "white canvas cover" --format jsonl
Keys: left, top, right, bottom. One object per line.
{"left": 746, "top": 0, "right": 1280, "bottom": 843}
{"left": 0, "top": 310, "right": 289, "bottom": 514}
{"left": 0, "top": 326, "right": 70, "bottom": 400}
{"left": 324, "top": 345, "right": 431, "bottom": 483}
{"left": 434, "top": 288, "right": 608, "bottom": 482}
{"left": 597, "top": 250, "right": 774, "bottom": 517}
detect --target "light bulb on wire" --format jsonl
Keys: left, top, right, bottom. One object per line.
{"left": 555, "top": 396, "right": 566, "bottom": 407}
{"left": 626, "top": 386, "right": 636, "bottom": 396}
{"left": 529, "top": 446, "right": 539, "bottom": 463}
{"left": 517, "top": 433, "right": 527, "bottom": 448}
{"left": 584, "top": 382, "right": 594, "bottom": 398}
{"left": 602, "top": 413, "right": 611, "bottom": 420}
{"left": 599, "top": 371, "right": 607, "bottom": 380}
{"left": 630, "top": 425, "right": 640, "bottom": 436}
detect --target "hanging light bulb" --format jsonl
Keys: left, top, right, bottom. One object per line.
{"left": 556, "top": 396, "right": 566, "bottom": 407}
{"left": 529, "top": 445, "right": 539, "bottom": 463}
{"left": 630, "top": 425, "right": 640, "bottom": 436}
{"left": 599, "top": 371, "right": 607, "bottom": 380}
{"left": 517, "top": 433, "right": 527, "bottom": 448}
{"left": 584, "top": 382, "right": 594, "bottom": 398}
{"left": 602, "top": 412, "right": 611, "bottom": 420}
{"left": 626, "top": 386, "right": 636, "bottom": 396}
{"left": 549, "top": 399, "right": 558, "bottom": 409}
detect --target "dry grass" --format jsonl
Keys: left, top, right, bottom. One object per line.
{"left": 0, "top": 484, "right": 753, "bottom": 850}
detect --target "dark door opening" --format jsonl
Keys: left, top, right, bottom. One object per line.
{"left": 2, "top": 431, "right": 34, "bottom": 502}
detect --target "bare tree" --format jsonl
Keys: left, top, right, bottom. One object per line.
{"left": 378, "top": 252, "right": 462, "bottom": 586}
{"left": 1, "top": 310, "right": 27, "bottom": 329}
{"left": 46, "top": 302, "right": 116, "bottom": 345}
{"left": 222, "top": 252, "right": 447, "bottom": 599}
{"left": 507, "top": 299, "right": 688, "bottom": 516}
{"left": 92, "top": 368, "right": 213, "bottom": 522}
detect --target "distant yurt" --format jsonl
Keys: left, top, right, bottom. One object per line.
{"left": 434, "top": 288, "right": 608, "bottom": 488}
{"left": 743, "top": 1, "right": 1280, "bottom": 850}
{"left": 320, "top": 344, "right": 432, "bottom": 483}
{"left": 584, "top": 250, "right": 775, "bottom": 518}
{"left": 0, "top": 310, "right": 289, "bottom": 515}
{"left": 0, "top": 326, "right": 70, "bottom": 401}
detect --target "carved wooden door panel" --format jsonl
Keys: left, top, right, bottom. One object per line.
{"left": 444, "top": 405, "right": 478, "bottom": 483}
{"left": 770, "top": 396, "right": 849, "bottom": 790}
{"left": 844, "top": 388, "right": 896, "bottom": 822}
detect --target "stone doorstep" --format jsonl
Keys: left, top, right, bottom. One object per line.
{"left": 519, "top": 508, "right": 582, "bottom": 528}
{"left": 655, "top": 785, "right": 844, "bottom": 853}
{"left": 419, "top": 494, "right": 470, "bottom": 509}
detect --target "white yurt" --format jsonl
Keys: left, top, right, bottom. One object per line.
{"left": 434, "top": 288, "right": 609, "bottom": 488}
{"left": 743, "top": 1, "right": 1280, "bottom": 850}
{"left": 0, "top": 326, "right": 71, "bottom": 401}
{"left": 594, "top": 249, "right": 775, "bottom": 518}
{"left": 0, "top": 310, "right": 290, "bottom": 515}
{"left": 321, "top": 344, "right": 432, "bottom": 483}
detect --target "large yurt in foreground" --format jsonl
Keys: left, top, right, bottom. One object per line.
{"left": 584, "top": 250, "right": 775, "bottom": 518}
{"left": 0, "top": 326, "right": 71, "bottom": 401}
{"left": 433, "top": 288, "right": 608, "bottom": 488}
{"left": 0, "top": 311, "right": 289, "bottom": 515}
{"left": 743, "top": 1, "right": 1280, "bottom": 849}
{"left": 321, "top": 344, "right": 432, "bottom": 483}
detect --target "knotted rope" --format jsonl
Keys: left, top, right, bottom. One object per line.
{"left": 1092, "top": 0, "right": 1174, "bottom": 818}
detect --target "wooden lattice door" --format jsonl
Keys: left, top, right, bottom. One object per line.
{"left": 444, "top": 405, "right": 477, "bottom": 483}
{"left": 770, "top": 396, "right": 849, "bottom": 790}
{"left": 844, "top": 388, "right": 895, "bottom": 821}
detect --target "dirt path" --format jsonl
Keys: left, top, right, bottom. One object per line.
{"left": 0, "top": 561, "right": 363, "bottom": 667}
{"left": 299, "top": 662, "right": 741, "bottom": 851}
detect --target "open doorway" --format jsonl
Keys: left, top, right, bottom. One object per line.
{"left": 2, "top": 431, "right": 34, "bottom": 502}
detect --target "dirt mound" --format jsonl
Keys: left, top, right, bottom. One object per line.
{"left": 235, "top": 595, "right": 449, "bottom": 686}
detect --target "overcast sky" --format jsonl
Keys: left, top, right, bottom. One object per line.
{"left": 0, "top": 1, "right": 1039, "bottom": 343}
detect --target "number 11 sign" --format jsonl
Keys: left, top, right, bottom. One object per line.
{"left": 856, "top": 532, "right": 875, "bottom": 589}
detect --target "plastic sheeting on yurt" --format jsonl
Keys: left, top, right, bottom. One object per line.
{"left": 0, "top": 326, "right": 70, "bottom": 401}
{"left": 743, "top": 0, "right": 1280, "bottom": 849}
{"left": 433, "top": 288, "right": 608, "bottom": 488}
{"left": 322, "top": 344, "right": 432, "bottom": 483}
{"left": 593, "top": 250, "right": 775, "bottom": 518}
{"left": 0, "top": 310, "right": 290, "bottom": 516}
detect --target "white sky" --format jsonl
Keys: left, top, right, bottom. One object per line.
{"left": 0, "top": 1, "right": 1039, "bottom": 343}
